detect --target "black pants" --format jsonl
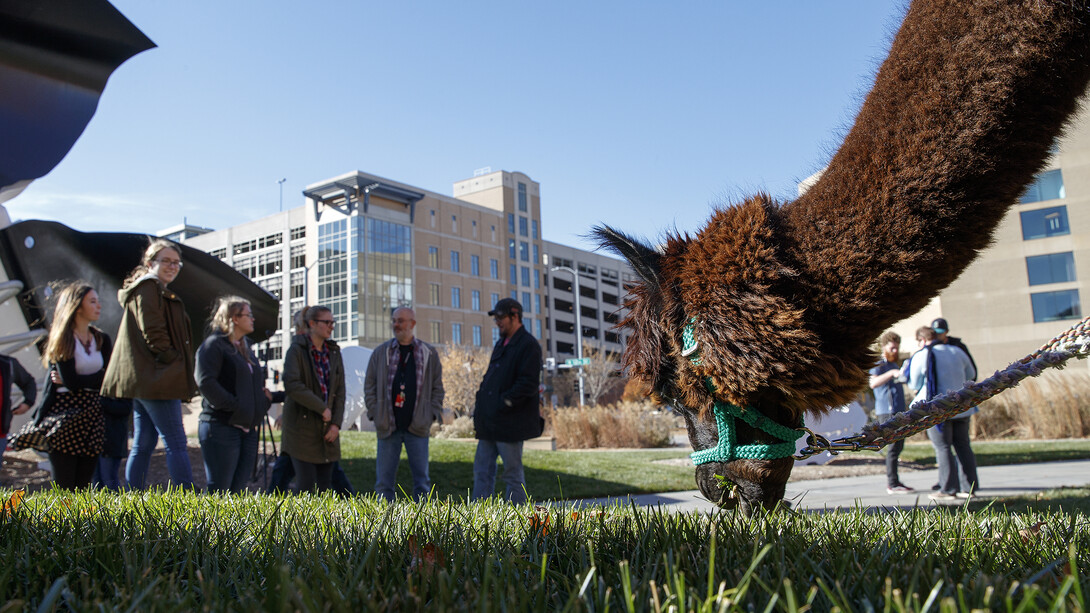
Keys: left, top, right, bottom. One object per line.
{"left": 290, "top": 457, "right": 334, "bottom": 493}
{"left": 268, "top": 453, "right": 355, "bottom": 495}
{"left": 885, "top": 438, "right": 905, "bottom": 487}
{"left": 50, "top": 451, "right": 97, "bottom": 489}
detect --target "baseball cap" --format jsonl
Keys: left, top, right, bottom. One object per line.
{"left": 488, "top": 297, "right": 523, "bottom": 317}
{"left": 930, "top": 318, "right": 949, "bottom": 334}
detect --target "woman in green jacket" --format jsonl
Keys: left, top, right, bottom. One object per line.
{"left": 280, "top": 305, "right": 345, "bottom": 492}
{"left": 101, "top": 239, "right": 196, "bottom": 489}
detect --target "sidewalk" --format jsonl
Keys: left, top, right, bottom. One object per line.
{"left": 573, "top": 459, "right": 1090, "bottom": 513}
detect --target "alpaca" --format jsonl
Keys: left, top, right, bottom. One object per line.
{"left": 596, "top": 0, "right": 1090, "bottom": 513}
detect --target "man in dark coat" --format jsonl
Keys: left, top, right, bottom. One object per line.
{"left": 931, "top": 318, "right": 977, "bottom": 380}
{"left": 472, "top": 298, "right": 542, "bottom": 503}
{"left": 1, "top": 353, "right": 37, "bottom": 456}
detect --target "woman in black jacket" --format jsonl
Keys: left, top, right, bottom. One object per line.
{"left": 10, "top": 282, "right": 111, "bottom": 488}
{"left": 195, "top": 296, "right": 269, "bottom": 493}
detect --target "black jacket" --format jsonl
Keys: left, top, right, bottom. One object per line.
{"left": 195, "top": 333, "right": 269, "bottom": 430}
{"left": 1, "top": 354, "right": 37, "bottom": 436}
{"left": 473, "top": 325, "right": 543, "bottom": 442}
{"left": 944, "top": 335, "right": 977, "bottom": 380}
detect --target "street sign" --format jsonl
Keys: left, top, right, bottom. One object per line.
{"left": 564, "top": 358, "right": 591, "bottom": 366}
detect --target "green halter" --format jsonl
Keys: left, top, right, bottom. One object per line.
{"left": 682, "top": 321, "right": 804, "bottom": 465}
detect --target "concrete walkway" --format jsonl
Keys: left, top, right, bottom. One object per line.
{"left": 573, "top": 459, "right": 1090, "bottom": 513}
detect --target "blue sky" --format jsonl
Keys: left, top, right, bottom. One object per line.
{"left": 7, "top": 0, "right": 906, "bottom": 252}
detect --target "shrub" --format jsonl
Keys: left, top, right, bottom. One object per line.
{"left": 434, "top": 415, "right": 475, "bottom": 439}
{"left": 551, "top": 401, "right": 679, "bottom": 449}
{"left": 975, "top": 370, "right": 1090, "bottom": 439}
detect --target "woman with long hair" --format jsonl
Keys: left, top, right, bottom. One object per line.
{"left": 280, "top": 305, "right": 345, "bottom": 492}
{"left": 9, "top": 282, "right": 110, "bottom": 488}
{"left": 101, "top": 238, "right": 197, "bottom": 489}
{"left": 195, "top": 296, "right": 270, "bottom": 493}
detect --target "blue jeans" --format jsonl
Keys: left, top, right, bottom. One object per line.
{"left": 472, "top": 439, "right": 526, "bottom": 503}
{"left": 375, "top": 429, "right": 430, "bottom": 501}
{"left": 199, "top": 421, "right": 259, "bottom": 493}
{"left": 93, "top": 456, "right": 123, "bottom": 490}
{"left": 126, "top": 398, "right": 193, "bottom": 489}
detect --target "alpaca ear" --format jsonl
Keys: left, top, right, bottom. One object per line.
{"left": 592, "top": 225, "right": 661, "bottom": 290}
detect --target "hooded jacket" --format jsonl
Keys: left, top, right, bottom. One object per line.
{"left": 281, "top": 334, "right": 345, "bottom": 464}
{"left": 364, "top": 337, "right": 444, "bottom": 439}
{"left": 101, "top": 275, "right": 196, "bottom": 400}
{"left": 473, "top": 325, "right": 543, "bottom": 442}
{"left": 196, "top": 333, "right": 269, "bottom": 430}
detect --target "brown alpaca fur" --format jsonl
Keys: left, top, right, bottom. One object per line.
{"left": 597, "top": 0, "right": 1090, "bottom": 512}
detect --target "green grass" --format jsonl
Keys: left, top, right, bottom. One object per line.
{"left": 0, "top": 488, "right": 1086, "bottom": 611}
{"left": 335, "top": 431, "right": 694, "bottom": 501}
{"left": 851, "top": 439, "right": 1090, "bottom": 468}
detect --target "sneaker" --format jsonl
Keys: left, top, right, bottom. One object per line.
{"left": 887, "top": 484, "right": 915, "bottom": 494}
{"left": 929, "top": 492, "right": 957, "bottom": 501}
{"left": 955, "top": 492, "right": 973, "bottom": 499}
{"left": 931, "top": 483, "right": 941, "bottom": 491}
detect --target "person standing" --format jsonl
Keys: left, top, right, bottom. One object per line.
{"left": 472, "top": 298, "right": 543, "bottom": 503}
{"left": 868, "top": 331, "right": 913, "bottom": 495}
{"left": 280, "top": 305, "right": 345, "bottom": 493}
{"left": 364, "top": 307, "right": 444, "bottom": 501}
{"left": 907, "top": 326, "right": 978, "bottom": 501}
{"left": 10, "top": 282, "right": 108, "bottom": 488}
{"left": 1, "top": 352, "right": 36, "bottom": 460}
{"left": 102, "top": 239, "right": 197, "bottom": 489}
{"left": 931, "top": 318, "right": 978, "bottom": 379}
{"left": 195, "top": 297, "right": 270, "bottom": 493}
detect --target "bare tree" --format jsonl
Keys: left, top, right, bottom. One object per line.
{"left": 580, "top": 341, "right": 623, "bottom": 406}
{"left": 439, "top": 345, "right": 491, "bottom": 417}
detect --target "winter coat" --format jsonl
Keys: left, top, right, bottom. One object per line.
{"left": 1, "top": 354, "right": 37, "bottom": 436}
{"left": 364, "top": 337, "right": 445, "bottom": 439}
{"left": 196, "top": 333, "right": 270, "bottom": 430}
{"left": 101, "top": 275, "right": 196, "bottom": 400}
{"left": 473, "top": 325, "right": 543, "bottom": 442}
{"left": 38, "top": 332, "right": 131, "bottom": 457}
{"left": 281, "top": 334, "right": 345, "bottom": 464}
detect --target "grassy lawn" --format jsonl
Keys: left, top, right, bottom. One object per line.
{"left": 336, "top": 431, "right": 695, "bottom": 501}
{"left": 850, "top": 438, "right": 1090, "bottom": 467}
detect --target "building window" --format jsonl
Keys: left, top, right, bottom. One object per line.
{"left": 535, "top": 294, "right": 542, "bottom": 315}
{"left": 556, "top": 341, "right": 574, "bottom": 355}
{"left": 490, "top": 258, "right": 499, "bottom": 279}
{"left": 518, "top": 182, "right": 528, "bottom": 212}
{"left": 508, "top": 213, "right": 515, "bottom": 233}
{"left": 430, "top": 283, "right": 441, "bottom": 306}
{"left": 428, "top": 246, "right": 439, "bottom": 268}
{"left": 531, "top": 219, "right": 539, "bottom": 240}
{"left": 471, "top": 290, "right": 481, "bottom": 311}
{"left": 451, "top": 287, "right": 462, "bottom": 309}
{"left": 534, "top": 319, "right": 542, "bottom": 339}
{"left": 492, "top": 328, "right": 500, "bottom": 344}
{"left": 491, "top": 225, "right": 496, "bottom": 242}
{"left": 1026, "top": 252, "right": 1076, "bottom": 286}
{"left": 532, "top": 244, "right": 539, "bottom": 266}
{"left": 555, "top": 320, "right": 575, "bottom": 333}
{"left": 452, "top": 323, "right": 462, "bottom": 345}
{"left": 522, "top": 292, "right": 532, "bottom": 312}
{"left": 209, "top": 247, "right": 227, "bottom": 260}
{"left": 290, "top": 271, "right": 305, "bottom": 299}
{"left": 490, "top": 293, "right": 500, "bottom": 309}
{"left": 578, "top": 262, "right": 597, "bottom": 277}
{"left": 533, "top": 269, "right": 540, "bottom": 289}
{"left": 554, "top": 298, "right": 574, "bottom": 313}
{"left": 553, "top": 276, "right": 572, "bottom": 292}
{"left": 510, "top": 264, "right": 517, "bottom": 284}
{"left": 519, "top": 217, "right": 528, "bottom": 237}
{"left": 519, "top": 241, "right": 529, "bottom": 262}
{"left": 581, "top": 305, "right": 598, "bottom": 319}
{"left": 452, "top": 215, "right": 458, "bottom": 233}
{"left": 508, "top": 239, "right": 516, "bottom": 259}
{"left": 450, "top": 250, "right": 461, "bottom": 272}
{"left": 290, "top": 244, "right": 305, "bottom": 270}
{"left": 605, "top": 331, "right": 620, "bottom": 343}
{"left": 579, "top": 285, "right": 597, "bottom": 300}
{"left": 520, "top": 266, "right": 530, "bottom": 287}
{"left": 471, "top": 254, "right": 480, "bottom": 276}
{"left": 472, "top": 325, "right": 482, "bottom": 347}
{"left": 1020, "top": 169, "right": 1065, "bottom": 204}
{"left": 431, "top": 321, "right": 442, "bottom": 343}
{"left": 583, "top": 326, "right": 599, "bottom": 340}
{"left": 1020, "top": 206, "right": 1070, "bottom": 240}
{"left": 602, "top": 291, "right": 618, "bottom": 305}
{"left": 472, "top": 219, "right": 478, "bottom": 238}
{"left": 290, "top": 226, "right": 305, "bottom": 241}
{"left": 430, "top": 210, "right": 436, "bottom": 228}
{"left": 1031, "top": 289, "right": 1081, "bottom": 322}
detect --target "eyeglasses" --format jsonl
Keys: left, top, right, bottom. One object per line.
{"left": 155, "top": 258, "right": 183, "bottom": 269}
{"left": 235, "top": 312, "right": 255, "bottom": 319}
{"left": 492, "top": 314, "right": 510, "bottom": 322}
{"left": 313, "top": 319, "right": 335, "bottom": 326}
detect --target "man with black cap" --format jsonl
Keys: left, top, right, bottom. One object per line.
{"left": 472, "top": 298, "right": 543, "bottom": 503}
{"left": 931, "top": 318, "right": 977, "bottom": 379}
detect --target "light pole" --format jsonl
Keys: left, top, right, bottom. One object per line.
{"left": 277, "top": 178, "right": 286, "bottom": 212}
{"left": 550, "top": 265, "right": 585, "bottom": 406}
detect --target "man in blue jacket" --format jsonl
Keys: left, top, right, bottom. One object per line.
{"left": 472, "top": 298, "right": 543, "bottom": 503}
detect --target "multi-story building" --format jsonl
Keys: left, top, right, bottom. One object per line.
{"left": 177, "top": 169, "right": 631, "bottom": 377}
{"left": 800, "top": 105, "right": 1090, "bottom": 375}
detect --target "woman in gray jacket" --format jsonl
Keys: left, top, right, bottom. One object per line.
{"left": 195, "top": 296, "right": 269, "bottom": 493}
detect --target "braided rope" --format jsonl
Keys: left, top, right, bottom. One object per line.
{"left": 795, "top": 314, "right": 1090, "bottom": 459}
